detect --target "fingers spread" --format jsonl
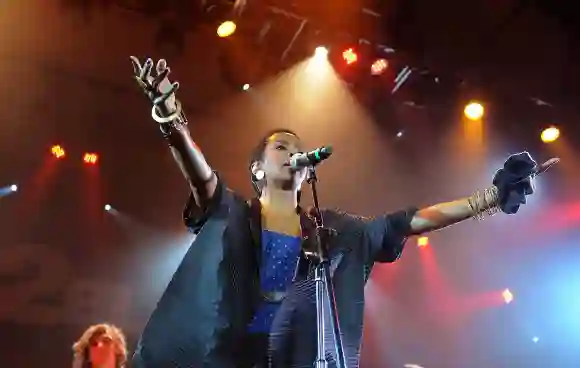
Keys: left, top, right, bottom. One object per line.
{"left": 156, "top": 59, "right": 167, "bottom": 74}
{"left": 152, "top": 67, "right": 170, "bottom": 89}
{"left": 130, "top": 56, "right": 142, "bottom": 75}
{"left": 141, "top": 58, "right": 153, "bottom": 80}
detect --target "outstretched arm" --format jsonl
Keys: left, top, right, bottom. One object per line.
{"left": 361, "top": 153, "right": 556, "bottom": 264}
{"left": 408, "top": 156, "right": 559, "bottom": 235}
{"left": 409, "top": 187, "right": 498, "bottom": 235}
{"left": 131, "top": 57, "right": 217, "bottom": 210}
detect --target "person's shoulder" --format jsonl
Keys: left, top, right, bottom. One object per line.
{"left": 320, "top": 208, "right": 367, "bottom": 229}
{"left": 212, "top": 172, "right": 249, "bottom": 205}
{"left": 321, "top": 208, "right": 365, "bottom": 220}
{"left": 183, "top": 174, "right": 249, "bottom": 234}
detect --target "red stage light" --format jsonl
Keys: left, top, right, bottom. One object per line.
{"left": 51, "top": 145, "right": 66, "bottom": 159}
{"left": 83, "top": 153, "right": 99, "bottom": 165}
{"left": 417, "top": 236, "right": 429, "bottom": 247}
{"left": 342, "top": 48, "right": 358, "bottom": 65}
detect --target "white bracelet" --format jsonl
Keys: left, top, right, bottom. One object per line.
{"left": 151, "top": 99, "right": 182, "bottom": 124}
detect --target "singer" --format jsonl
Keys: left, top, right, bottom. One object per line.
{"left": 130, "top": 57, "right": 549, "bottom": 367}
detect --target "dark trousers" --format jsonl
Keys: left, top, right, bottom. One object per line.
{"left": 237, "top": 333, "right": 269, "bottom": 368}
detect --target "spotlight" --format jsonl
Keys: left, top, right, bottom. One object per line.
{"left": 532, "top": 336, "right": 539, "bottom": 343}
{"left": 417, "top": 236, "right": 429, "bottom": 247}
{"left": 396, "top": 131, "right": 404, "bottom": 138}
{"left": 217, "top": 21, "right": 236, "bottom": 38}
{"left": 242, "top": 83, "right": 250, "bottom": 91}
{"left": 314, "top": 46, "right": 328, "bottom": 59}
{"left": 104, "top": 204, "right": 112, "bottom": 211}
{"left": 83, "top": 153, "right": 99, "bottom": 165}
{"left": 342, "top": 48, "right": 358, "bottom": 65}
{"left": 464, "top": 101, "right": 484, "bottom": 120}
{"left": 10, "top": 184, "right": 17, "bottom": 192}
{"left": 502, "top": 288, "right": 513, "bottom": 304}
{"left": 371, "top": 58, "right": 388, "bottom": 75}
{"left": 51, "top": 145, "right": 66, "bottom": 159}
{"left": 541, "top": 126, "right": 560, "bottom": 143}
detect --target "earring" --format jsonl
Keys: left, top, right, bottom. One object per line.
{"left": 254, "top": 170, "right": 265, "bottom": 180}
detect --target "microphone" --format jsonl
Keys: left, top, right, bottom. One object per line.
{"left": 289, "top": 146, "right": 333, "bottom": 169}
{"left": 513, "top": 157, "right": 560, "bottom": 184}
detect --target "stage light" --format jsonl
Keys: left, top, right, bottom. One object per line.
{"left": 104, "top": 204, "right": 112, "bottom": 211}
{"left": 371, "top": 58, "right": 388, "bottom": 75}
{"left": 342, "top": 48, "right": 357, "bottom": 65}
{"left": 314, "top": 46, "right": 328, "bottom": 59}
{"left": 464, "top": 101, "right": 484, "bottom": 120}
{"left": 396, "top": 131, "right": 404, "bottom": 138}
{"left": 417, "top": 236, "right": 429, "bottom": 247}
{"left": 532, "top": 336, "right": 539, "bottom": 343}
{"left": 51, "top": 145, "right": 66, "bottom": 159}
{"left": 83, "top": 153, "right": 99, "bottom": 165}
{"left": 217, "top": 21, "right": 236, "bottom": 38}
{"left": 541, "top": 126, "right": 559, "bottom": 143}
{"left": 10, "top": 184, "right": 17, "bottom": 192}
{"left": 502, "top": 288, "right": 513, "bottom": 304}
{"left": 242, "top": 83, "right": 250, "bottom": 91}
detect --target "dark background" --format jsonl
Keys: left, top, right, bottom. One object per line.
{"left": 0, "top": 0, "right": 579, "bottom": 367}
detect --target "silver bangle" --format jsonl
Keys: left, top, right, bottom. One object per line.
{"left": 151, "top": 99, "right": 182, "bottom": 124}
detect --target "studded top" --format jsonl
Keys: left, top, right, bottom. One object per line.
{"left": 247, "top": 230, "right": 301, "bottom": 333}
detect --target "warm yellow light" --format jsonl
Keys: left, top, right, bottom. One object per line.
{"left": 217, "top": 21, "right": 236, "bottom": 38}
{"left": 464, "top": 101, "right": 484, "bottom": 120}
{"left": 314, "top": 46, "right": 328, "bottom": 59}
{"left": 541, "top": 126, "right": 560, "bottom": 143}
{"left": 502, "top": 288, "right": 513, "bottom": 304}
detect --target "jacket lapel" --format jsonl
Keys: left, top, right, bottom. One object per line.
{"left": 247, "top": 198, "right": 263, "bottom": 275}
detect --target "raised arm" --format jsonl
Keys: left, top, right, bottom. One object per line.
{"left": 130, "top": 57, "right": 218, "bottom": 209}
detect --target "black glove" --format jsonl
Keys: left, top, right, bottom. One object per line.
{"left": 492, "top": 151, "right": 537, "bottom": 214}
{"left": 130, "top": 57, "right": 179, "bottom": 117}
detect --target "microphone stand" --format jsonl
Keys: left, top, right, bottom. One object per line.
{"left": 305, "top": 166, "right": 347, "bottom": 368}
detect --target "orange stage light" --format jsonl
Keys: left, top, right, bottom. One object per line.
{"left": 541, "top": 126, "right": 560, "bottom": 143}
{"left": 464, "top": 101, "right": 484, "bottom": 120}
{"left": 217, "top": 21, "right": 236, "bottom": 38}
{"left": 417, "top": 236, "right": 429, "bottom": 247}
{"left": 342, "top": 48, "right": 358, "bottom": 65}
{"left": 83, "top": 153, "right": 99, "bottom": 165}
{"left": 51, "top": 145, "right": 66, "bottom": 159}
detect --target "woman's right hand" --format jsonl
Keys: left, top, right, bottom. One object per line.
{"left": 130, "top": 57, "right": 179, "bottom": 116}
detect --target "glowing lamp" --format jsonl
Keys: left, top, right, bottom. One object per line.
{"left": 51, "top": 145, "right": 66, "bottom": 159}
{"left": 342, "top": 48, "right": 358, "bottom": 65}
{"left": 541, "top": 126, "right": 559, "bottom": 143}
{"left": 83, "top": 153, "right": 99, "bottom": 165}
{"left": 464, "top": 102, "right": 484, "bottom": 120}
{"left": 217, "top": 21, "right": 236, "bottom": 38}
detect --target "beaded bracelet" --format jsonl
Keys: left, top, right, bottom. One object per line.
{"left": 468, "top": 186, "right": 500, "bottom": 220}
